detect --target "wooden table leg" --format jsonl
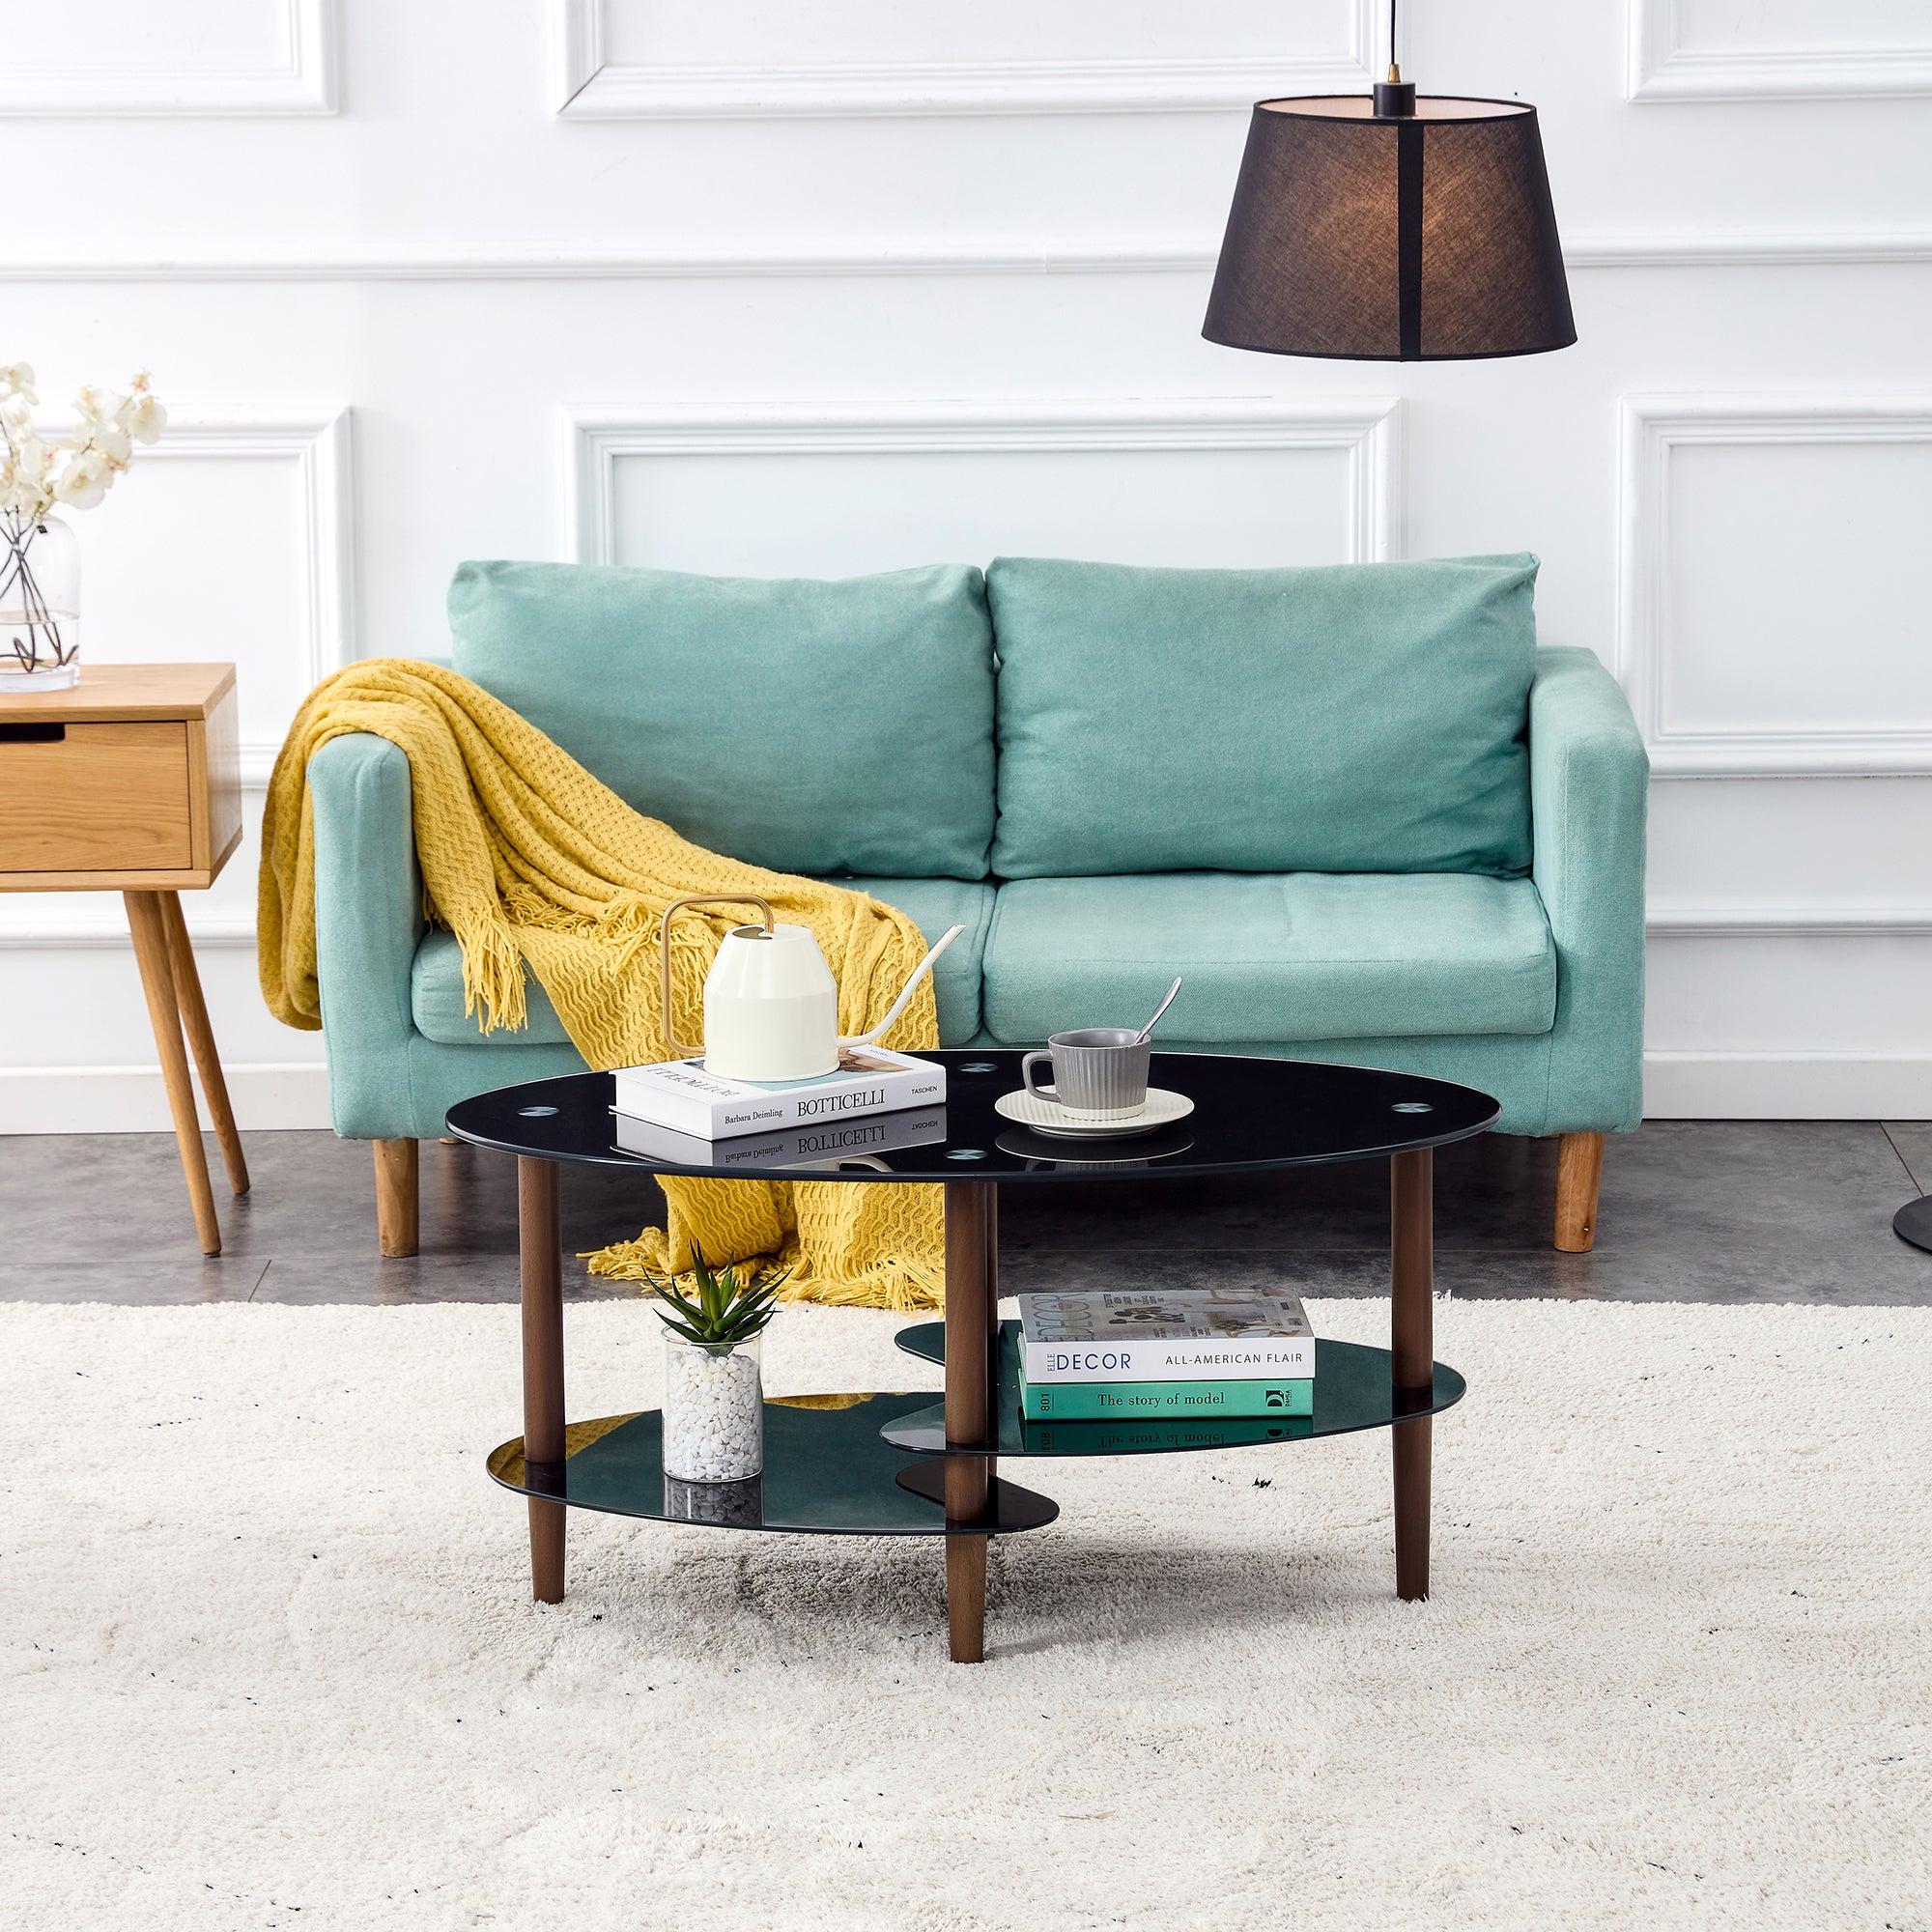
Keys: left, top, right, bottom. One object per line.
{"left": 157, "top": 891, "right": 249, "bottom": 1197}
{"left": 1391, "top": 1148, "right": 1434, "bottom": 1602}
{"left": 124, "top": 891, "right": 221, "bottom": 1257}
{"left": 943, "top": 1179, "right": 997, "bottom": 1663}
{"left": 518, "top": 1155, "right": 566, "bottom": 1604}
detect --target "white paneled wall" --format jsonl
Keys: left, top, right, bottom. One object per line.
{"left": 1, "top": 0, "right": 1928, "bottom": 1130}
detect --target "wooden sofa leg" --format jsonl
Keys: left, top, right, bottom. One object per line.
{"left": 375, "top": 1138, "right": 420, "bottom": 1257}
{"left": 1554, "top": 1131, "right": 1605, "bottom": 1254}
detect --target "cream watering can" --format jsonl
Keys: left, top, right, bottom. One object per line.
{"left": 659, "top": 894, "right": 964, "bottom": 1082}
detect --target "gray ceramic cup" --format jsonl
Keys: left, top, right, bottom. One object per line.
{"left": 1021, "top": 1027, "right": 1151, "bottom": 1119}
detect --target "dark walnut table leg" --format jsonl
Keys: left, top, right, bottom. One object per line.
{"left": 943, "top": 1179, "right": 997, "bottom": 1663}
{"left": 518, "top": 1155, "right": 566, "bottom": 1604}
{"left": 1390, "top": 1147, "right": 1434, "bottom": 1601}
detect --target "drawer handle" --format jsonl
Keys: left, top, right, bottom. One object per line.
{"left": 0, "top": 722, "right": 67, "bottom": 744}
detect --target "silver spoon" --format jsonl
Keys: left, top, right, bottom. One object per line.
{"left": 1133, "top": 976, "right": 1183, "bottom": 1044}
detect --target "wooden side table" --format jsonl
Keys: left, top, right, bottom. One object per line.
{"left": 0, "top": 664, "right": 248, "bottom": 1254}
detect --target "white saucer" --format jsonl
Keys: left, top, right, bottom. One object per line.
{"left": 993, "top": 1086, "right": 1195, "bottom": 1140}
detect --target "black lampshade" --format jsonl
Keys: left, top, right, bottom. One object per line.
{"left": 1203, "top": 96, "right": 1575, "bottom": 362}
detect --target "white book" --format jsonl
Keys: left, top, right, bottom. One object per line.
{"left": 1015, "top": 1289, "right": 1316, "bottom": 1384}
{"left": 611, "top": 1046, "right": 945, "bottom": 1142}
{"left": 612, "top": 1107, "right": 948, "bottom": 1173}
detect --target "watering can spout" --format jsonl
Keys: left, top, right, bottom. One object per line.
{"left": 838, "top": 923, "right": 966, "bottom": 1051}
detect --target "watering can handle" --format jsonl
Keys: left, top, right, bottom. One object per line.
{"left": 658, "top": 894, "right": 777, "bottom": 1060}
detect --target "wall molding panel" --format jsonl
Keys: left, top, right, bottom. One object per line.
{"left": 5, "top": 230, "right": 1932, "bottom": 284}
{"left": 24, "top": 411, "right": 352, "bottom": 781}
{"left": 1627, "top": 0, "right": 1932, "bottom": 101}
{"left": 551, "top": 0, "right": 1376, "bottom": 117}
{"left": 1642, "top": 1051, "right": 1932, "bottom": 1119}
{"left": 0, "top": 914, "right": 261, "bottom": 952}
{"left": 0, "top": 0, "right": 338, "bottom": 116}
{"left": 137, "top": 411, "right": 355, "bottom": 781}
{"left": 0, "top": 1064, "right": 331, "bottom": 1134}
{"left": 561, "top": 397, "right": 1402, "bottom": 569}
{"left": 1647, "top": 905, "right": 1932, "bottom": 938}
{"left": 1619, "top": 394, "right": 1932, "bottom": 777}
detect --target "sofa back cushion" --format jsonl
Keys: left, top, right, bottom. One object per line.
{"left": 448, "top": 559, "right": 997, "bottom": 880}
{"left": 986, "top": 554, "right": 1540, "bottom": 879}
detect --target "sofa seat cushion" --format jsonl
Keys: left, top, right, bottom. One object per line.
{"left": 448, "top": 559, "right": 996, "bottom": 880}
{"left": 410, "top": 875, "right": 996, "bottom": 1051}
{"left": 987, "top": 554, "right": 1540, "bottom": 880}
{"left": 980, "top": 872, "right": 1556, "bottom": 1045}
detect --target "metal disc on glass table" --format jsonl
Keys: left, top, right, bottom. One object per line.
{"left": 992, "top": 1086, "right": 1195, "bottom": 1140}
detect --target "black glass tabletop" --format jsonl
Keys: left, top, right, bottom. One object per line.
{"left": 445, "top": 1050, "right": 1497, "bottom": 1183}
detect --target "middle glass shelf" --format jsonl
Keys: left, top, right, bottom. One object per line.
{"left": 881, "top": 1320, "right": 1463, "bottom": 1459}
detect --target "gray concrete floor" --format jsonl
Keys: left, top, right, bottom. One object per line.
{"left": 2, "top": 1121, "right": 1928, "bottom": 1304}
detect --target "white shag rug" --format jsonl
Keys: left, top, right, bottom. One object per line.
{"left": 3, "top": 1296, "right": 1929, "bottom": 1932}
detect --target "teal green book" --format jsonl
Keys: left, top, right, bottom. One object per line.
{"left": 1017, "top": 1374, "right": 1314, "bottom": 1422}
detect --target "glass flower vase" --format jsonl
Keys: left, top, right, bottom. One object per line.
{"left": 661, "top": 1329, "right": 764, "bottom": 1483}
{"left": 0, "top": 513, "right": 81, "bottom": 690}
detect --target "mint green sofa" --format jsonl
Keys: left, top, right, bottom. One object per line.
{"left": 310, "top": 553, "right": 1646, "bottom": 1257}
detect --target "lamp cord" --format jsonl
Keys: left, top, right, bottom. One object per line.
{"left": 1388, "top": 0, "right": 1400, "bottom": 81}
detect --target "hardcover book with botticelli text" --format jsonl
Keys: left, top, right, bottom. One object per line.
{"left": 611, "top": 1047, "right": 945, "bottom": 1141}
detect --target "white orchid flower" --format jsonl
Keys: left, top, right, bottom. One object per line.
{"left": 124, "top": 390, "right": 166, "bottom": 444}
{"left": 52, "top": 448, "right": 112, "bottom": 510}
{"left": 0, "top": 427, "right": 54, "bottom": 518}
{"left": 72, "top": 384, "right": 120, "bottom": 427}
{"left": 0, "top": 363, "right": 161, "bottom": 521}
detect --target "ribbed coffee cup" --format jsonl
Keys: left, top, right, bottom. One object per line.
{"left": 1020, "top": 1027, "right": 1151, "bottom": 1119}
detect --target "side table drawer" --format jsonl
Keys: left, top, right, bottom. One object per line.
{"left": 0, "top": 720, "right": 193, "bottom": 873}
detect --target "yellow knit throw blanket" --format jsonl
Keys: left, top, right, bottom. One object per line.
{"left": 257, "top": 659, "right": 945, "bottom": 1310}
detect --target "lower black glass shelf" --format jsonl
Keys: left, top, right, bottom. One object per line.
{"left": 487, "top": 1392, "right": 1058, "bottom": 1537}
{"left": 880, "top": 1321, "right": 1463, "bottom": 1458}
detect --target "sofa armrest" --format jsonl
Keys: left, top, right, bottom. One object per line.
{"left": 1530, "top": 646, "right": 1649, "bottom": 1134}
{"left": 307, "top": 731, "right": 424, "bottom": 1138}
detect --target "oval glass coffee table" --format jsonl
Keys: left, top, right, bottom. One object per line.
{"left": 446, "top": 1049, "right": 1498, "bottom": 1664}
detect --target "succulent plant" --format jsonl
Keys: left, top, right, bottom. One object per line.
{"left": 642, "top": 1240, "right": 788, "bottom": 1353}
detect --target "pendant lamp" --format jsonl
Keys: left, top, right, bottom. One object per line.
{"left": 1203, "top": 0, "right": 1575, "bottom": 361}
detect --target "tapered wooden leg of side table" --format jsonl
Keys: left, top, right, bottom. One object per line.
{"left": 157, "top": 891, "right": 249, "bottom": 1196}
{"left": 124, "top": 891, "right": 222, "bottom": 1257}
{"left": 943, "top": 1179, "right": 997, "bottom": 1663}
{"left": 518, "top": 1156, "right": 566, "bottom": 1604}
{"left": 1390, "top": 1148, "right": 1434, "bottom": 1602}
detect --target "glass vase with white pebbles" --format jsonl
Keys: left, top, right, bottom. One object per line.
{"left": 643, "top": 1242, "right": 786, "bottom": 1484}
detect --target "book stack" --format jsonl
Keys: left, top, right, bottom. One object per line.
{"left": 611, "top": 1046, "right": 945, "bottom": 1142}
{"left": 1012, "top": 1289, "right": 1316, "bottom": 1422}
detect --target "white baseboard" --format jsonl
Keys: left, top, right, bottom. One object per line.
{"left": 1, "top": 1054, "right": 1925, "bottom": 1133}
{"left": 1643, "top": 1051, "right": 1932, "bottom": 1120}
{"left": 0, "top": 1063, "right": 334, "bottom": 1134}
